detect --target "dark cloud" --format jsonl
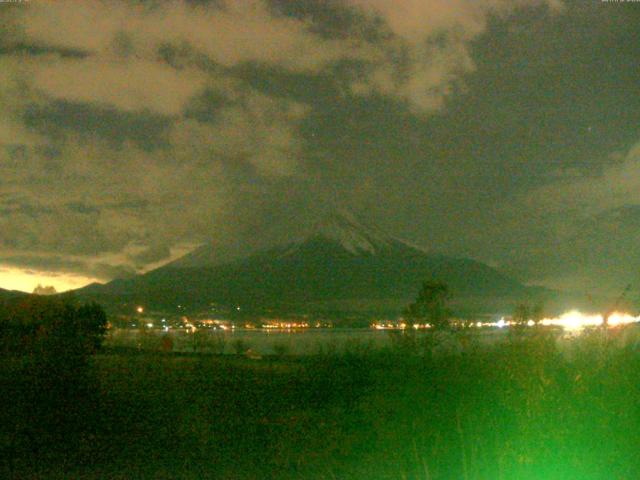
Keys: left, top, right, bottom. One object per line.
{"left": 0, "top": 0, "right": 639, "bottom": 294}
{"left": 130, "top": 244, "right": 172, "bottom": 267}
{"left": 0, "top": 43, "right": 89, "bottom": 59}
{"left": 23, "top": 101, "right": 172, "bottom": 151}
{"left": 0, "top": 197, "right": 54, "bottom": 217}
{"left": 65, "top": 202, "right": 101, "bottom": 215}
{"left": 0, "top": 255, "right": 88, "bottom": 275}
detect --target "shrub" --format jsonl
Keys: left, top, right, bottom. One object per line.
{"left": 0, "top": 296, "right": 108, "bottom": 358}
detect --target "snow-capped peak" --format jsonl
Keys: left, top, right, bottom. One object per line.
{"left": 307, "top": 210, "right": 394, "bottom": 254}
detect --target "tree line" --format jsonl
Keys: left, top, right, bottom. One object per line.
{"left": 0, "top": 295, "right": 108, "bottom": 357}
{"left": 404, "top": 279, "right": 545, "bottom": 330}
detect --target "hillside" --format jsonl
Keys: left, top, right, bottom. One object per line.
{"left": 76, "top": 212, "right": 535, "bottom": 316}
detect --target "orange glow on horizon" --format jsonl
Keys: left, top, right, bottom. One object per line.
{"left": 0, "top": 265, "right": 99, "bottom": 293}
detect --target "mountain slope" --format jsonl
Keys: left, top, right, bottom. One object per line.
{"left": 0, "top": 287, "right": 26, "bottom": 300}
{"left": 76, "top": 212, "right": 531, "bottom": 315}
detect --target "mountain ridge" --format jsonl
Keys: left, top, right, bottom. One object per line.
{"left": 75, "top": 212, "right": 534, "bottom": 316}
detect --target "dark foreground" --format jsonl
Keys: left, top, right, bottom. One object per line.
{"left": 2, "top": 329, "right": 640, "bottom": 479}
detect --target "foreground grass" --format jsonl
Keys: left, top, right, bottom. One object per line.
{"left": 2, "top": 328, "right": 640, "bottom": 479}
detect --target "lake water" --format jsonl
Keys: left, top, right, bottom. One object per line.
{"left": 103, "top": 325, "right": 640, "bottom": 357}
{"left": 104, "top": 327, "right": 511, "bottom": 356}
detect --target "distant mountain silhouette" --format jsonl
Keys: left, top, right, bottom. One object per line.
{"left": 76, "top": 211, "right": 532, "bottom": 316}
{"left": 0, "top": 288, "right": 27, "bottom": 301}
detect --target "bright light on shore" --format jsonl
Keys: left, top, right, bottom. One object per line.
{"left": 541, "top": 310, "right": 640, "bottom": 331}
{"left": 372, "top": 310, "right": 640, "bottom": 332}
{"left": 541, "top": 311, "right": 601, "bottom": 331}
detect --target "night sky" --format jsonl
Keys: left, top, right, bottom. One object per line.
{"left": 0, "top": 0, "right": 639, "bottom": 294}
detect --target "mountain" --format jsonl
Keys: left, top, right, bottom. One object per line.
{"left": 76, "top": 212, "right": 535, "bottom": 316}
{"left": 0, "top": 288, "right": 27, "bottom": 302}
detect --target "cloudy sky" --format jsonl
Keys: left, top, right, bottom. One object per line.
{"left": 0, "top": 0, "right": 639, "bottom": 294}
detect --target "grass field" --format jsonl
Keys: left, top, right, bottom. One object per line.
{"left": 2, "top": 327, "right": 640, "bottom": 479}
